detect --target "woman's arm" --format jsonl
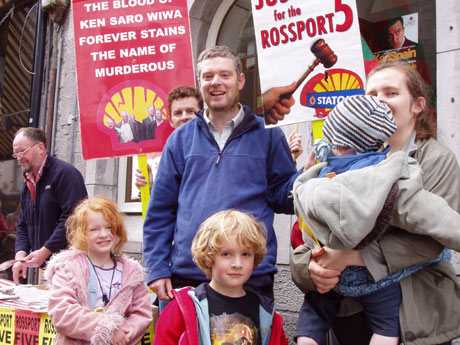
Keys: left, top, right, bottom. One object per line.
{"left": 378, "top": 139, "right": 460, "bottom": 274}
{"left": 315, "top": 247, "right": 365, "bottom": 271}
{"left": 290, "top": 245, "right": 344, "bottom": 294}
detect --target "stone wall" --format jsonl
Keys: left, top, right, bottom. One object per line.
{"left": 436, "top": 0, "right": 460, "bottom": 277}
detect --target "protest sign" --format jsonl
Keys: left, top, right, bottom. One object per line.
{"left": 72, "top": 0, "right": 195, "bottom": 159}
{"left": 14, "top": 310, "right": 40, "bottom": 345}
{"left": 252, "top": 0, "right": 366, "bottom": 125}
{"left": 0, "top": 308, "right": 14, "bottom": 345}
{"left": 38, "top": 314, "right": 55, "bottom": 345}
{"left": 137, "top": 319, "right": 154, "bottom": 345}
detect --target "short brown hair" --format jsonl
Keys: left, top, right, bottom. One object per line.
{"left": 15, "top": 127, "right": 47, "bottom": 147}
{"left": 386, "top": 17, "right": 404, "bottom": 31}
{"left": 368, "top": 61, "right": 436, "bottom": 140}
{"left": 66, "top": 197, "right": 128, "bottom": 256}
{"left": 196, "top": 46, "right": 242, "bottom": 78}
{"left": 191, "top": 210, "right": 267, "bottom": 279}
{"left": 167, "top": 86, "right": 203, "bottom": 114}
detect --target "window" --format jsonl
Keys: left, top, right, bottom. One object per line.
{"left": 0, "top": 2, "right": 37, "bottom": 161}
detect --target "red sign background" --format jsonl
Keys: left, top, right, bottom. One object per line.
{"left": 72, "top": 0, "right": 195, "bottom": 159}
{"left": 15, "top": 310, "right": 40, "bottom": 345}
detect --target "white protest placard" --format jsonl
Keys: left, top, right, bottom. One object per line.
{"left": 252, "top": 0, "right": 366, "bottom": 125}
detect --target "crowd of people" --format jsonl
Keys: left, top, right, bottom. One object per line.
{"left": 7, "top": 44, "right": 460, "bottom": 345}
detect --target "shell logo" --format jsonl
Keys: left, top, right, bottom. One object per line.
{"left": 300, "top": 68, "right": 364, "bottom": 118}
{"left": 101, "top": 85, "right": 166, "bottom": 128}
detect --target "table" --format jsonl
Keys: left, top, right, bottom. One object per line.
{"left": 0, "top": 280, "right": 156, "bottom": 345}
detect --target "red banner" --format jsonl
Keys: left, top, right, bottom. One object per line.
{"left": 72, "top": 0, "right": 195, "bottom": 159}
{"left": 15, "top": 310, "right": 40, "bottom": 345}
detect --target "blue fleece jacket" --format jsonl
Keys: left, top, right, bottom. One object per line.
{"left": 143, "top": 106, "right": 298, "bottom": 284}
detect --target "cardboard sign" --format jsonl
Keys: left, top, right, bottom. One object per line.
{"left": 0, "top": 308, "right": 14, "bottom": 345}
{"left": 14, "top": 310, "right": 40, "bottom": 345}
{"left": 137, "top": 320, "right": 155, "bottom": 345}
{"left": 37, "top": 314, "right": 55, "bottom": 345}
{"left": 72, "top": 0, "right": 195, "bottom": 159}
{"left": 252, "top": 0, "right": 366, "bottom": 125}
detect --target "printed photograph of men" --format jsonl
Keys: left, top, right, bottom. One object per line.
{"left": 384, "top": 15, "right": 417, "bottom": 50}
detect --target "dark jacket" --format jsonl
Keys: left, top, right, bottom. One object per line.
{"left": 129, "top": 117, "right": 144, "bottom": 142}
{"left": 154, "top": 284, "right": 288, "bottom": 345}
{"left": 142, "top": 116, "right": 157, "bottom": 141}
{"left": 15, "top": 156, "right": 87, "bottom": 254}
{"left": 143, "top": 106, "right": 298, "bottom": 284}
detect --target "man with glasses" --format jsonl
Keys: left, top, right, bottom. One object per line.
{"left": 11, "top": 127, "right": 87, "bottom": 284}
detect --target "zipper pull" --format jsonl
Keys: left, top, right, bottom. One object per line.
{"left": 216, "top": 152, "right": 222, "bottom": 165}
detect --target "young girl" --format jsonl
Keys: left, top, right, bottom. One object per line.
{"left": 45, "top": 197, "right": 152, "bottom": 345}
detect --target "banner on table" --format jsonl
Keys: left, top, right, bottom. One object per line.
{"left": 137, "top": 318, "right": 155, "bottom": 345}
{"left": 38, "top": 313, "right": 55, "bottom": 345}
{"left": 251, "top": 0, "right": 366, "bottom": 125}
{"left": 0, "top": 308, "right": 14, "bottom": 345}
{"left": 15, "top": 310, "right": 40, "bottom": 345}
{"left": 72, "top": 0, "right": 196, "bottom": 159}
{"left": 0, "top": 307, "right": 153, "bottom": 345}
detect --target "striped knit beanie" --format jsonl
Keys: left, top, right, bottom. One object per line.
{"left": 323, "top": 95, "right": 396, "bottom": 153}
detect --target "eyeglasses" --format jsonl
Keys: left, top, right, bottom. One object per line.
{"left": 12, "top": 143, "right": 37, "bottom": 159}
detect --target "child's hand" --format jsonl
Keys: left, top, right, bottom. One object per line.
{"left": 311, "top": 247, "right": 325, "bottom": 258}
{"left": 316, "top": 247, "right": 346, "bottom": 271}
{"left": 111, "top": 328, "right": 130, "bottom": 345}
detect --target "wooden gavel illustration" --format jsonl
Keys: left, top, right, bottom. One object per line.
{"left": 281, "top": 39, "right": 337, "bottom": 99}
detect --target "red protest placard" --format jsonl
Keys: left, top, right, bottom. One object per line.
{"left": 72, "top": 0, "right": 195, "bottom": 159}
{"left": 15, "top": 310, "right": 40, "bottom": 345}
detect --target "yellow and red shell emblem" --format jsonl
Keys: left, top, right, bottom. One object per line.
{"left": 101, "top": 83, "right": 166, "bottom": 129}
{"left": 300, "top": 68, "right": 364, "bottom": 118}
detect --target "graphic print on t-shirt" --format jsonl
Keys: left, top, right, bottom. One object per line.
{"left": 210, "top": 312, "right": 258, "bottom": 345}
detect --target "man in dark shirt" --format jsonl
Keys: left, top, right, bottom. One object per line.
{"left": 12, "top": 127, "right": 87, "bottom": 283}
{"left": 142, "top": 106, "right": 157, "bottom": 141}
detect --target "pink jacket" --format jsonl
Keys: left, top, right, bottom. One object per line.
{"left": 45, "top": 249, "right": 152, "bottom": 345}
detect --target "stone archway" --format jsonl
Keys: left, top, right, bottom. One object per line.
{"left": 189, "top": 0, "right": 235, "bottom": 59}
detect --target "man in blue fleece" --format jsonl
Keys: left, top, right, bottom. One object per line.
{"left": 143, "top": 45, "right": 298, "bottom": 302}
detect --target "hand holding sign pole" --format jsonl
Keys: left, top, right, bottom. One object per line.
{"left": 137, "top": 154, "right": 150, "bottom": 220}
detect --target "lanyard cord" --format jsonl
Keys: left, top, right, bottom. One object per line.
{"left": 87, "top": 256, "right": 116, "bottom": 306}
